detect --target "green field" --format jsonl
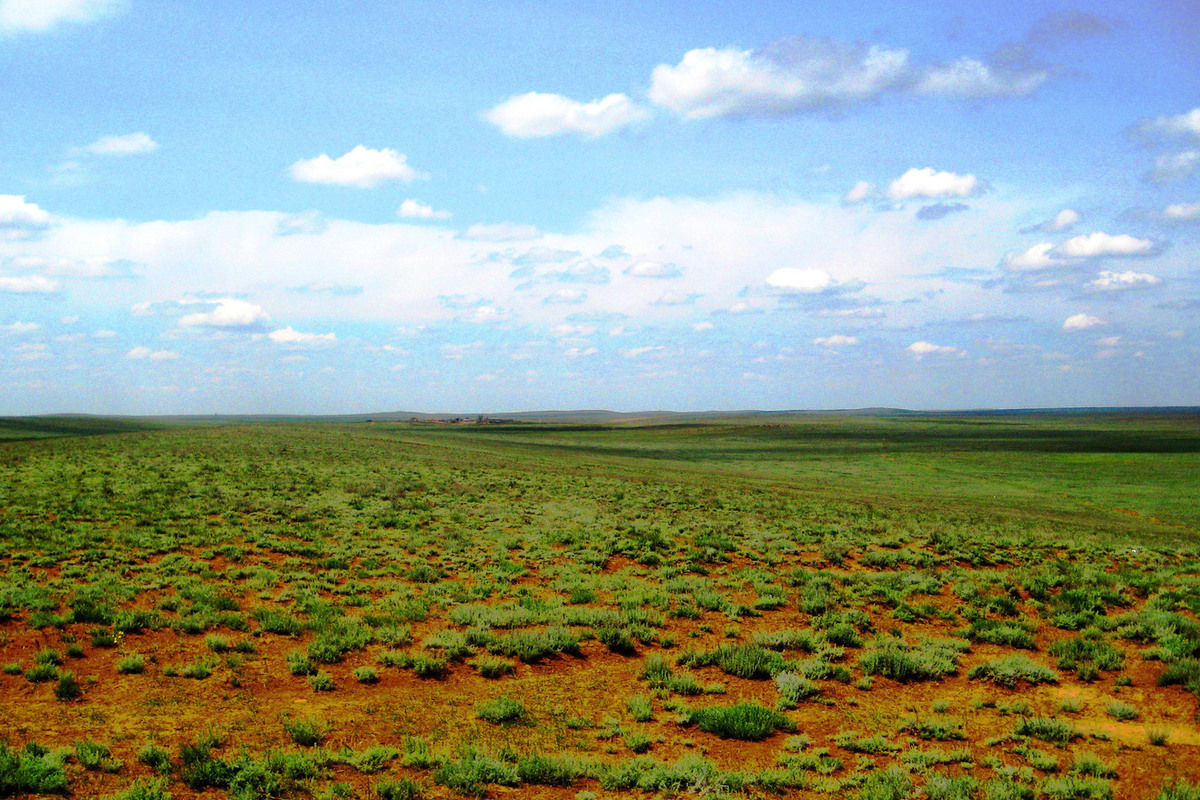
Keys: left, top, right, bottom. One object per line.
{"left": 0, "top": 412, "right": 1198, "bottom": 800}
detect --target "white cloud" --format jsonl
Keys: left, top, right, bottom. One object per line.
{"left": 813, "top": 334, "right": 858, "bottom": 347}
{"left": 178, "top": 299, "right": 267, "bottom": 329}
{"left": 289, "top": 145, "right": 424, "bottom": 188}
{"left": 83, "top": 132, "right": 157, "bottom": 156}
{"left": 398, "top": 199, "right": 451, "bottom": 220}
{"left": 276, "top": 210, "right": 327, "bottom": 236}
{"left": 268, "top": 326, "right": 336, "bottom": 345}
{"left": 907, "top": 341, "right": 960, "bottom": 356}
{"left": 1088, "top": 270, "right": 1162, "bottom": 291}
{"left": 0, "top": 274, "right": 59, "bottom": 293}
{"left": 0, "top": 0, "right": 123, "bottom": 33}
{"left": 692, "top": 321, "right": 714, "bottom": 332}
{"left": 0, "top": 194, "right": 52, "bottom": 229}
{"left": 1, "top": 321, "right": 39, "bottom": 334}
{"left": 126, "top": 346, "right": 179, "bottom": 361}
{"left": 543, "top": 288, "right": 587, "bottom": 304}
{"left": 1047, "top": 209, "right": 1081, "bottom": 231}
{"left": 916, "top": 57, "right": 1050, "bottom": 98}
{"left": 486, "top": 92, "right": 649, "bottom": 137}
{"left": 1096, "top": 335, "right": 1121, "bottom": 347}
{"left": 1146, "top": 151, "right": 1200, "bottom": 184}
{"left": 1058, "top": 232, "right": 1154, "bottom": 258}
{"left": 888, "top": 168, "right": 981, "bottom": 201}
{"left": 648, "top": 39, "right": 910, "bottom": 120}
{"left": 653, "top": 291, "right": 700, "bottom": 305}
{"left": 464, "top": 222, "right": 540, "bottom": 241}
{"left": 842, "top": 181, "right": 874, "bottom": 204}
{"left": 624, "top": 261, "right": 683, "bottom": 278}
{"left": 766, "top": 267, "right": 835, "bottom": 293}
{"left": 462, "top": 306, "right": 511, "bottom": 324}
{"left": 563, "top": 346, "right": 598, "bottom": 358}
{"left": 1163, "top": 202, "right": 1200, "bottom": 222}
{"left": 1063, "top": 313, "right": 1105, "bottom": 331}
{"left": 1003, "top": 242, "right": 1059, "bottom": 271}
{"left": 551, "top": 323, "right": 595, "bottom": 338}
{"left": 1132, "top": 107, "right": 1200, "bottom": 140}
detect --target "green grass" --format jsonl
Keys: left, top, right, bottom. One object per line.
{"left": 683, "top": 702, "right": 796, "bottom": 740}
{"left": 475, "top": 696, "right": 527, "bottom": 724}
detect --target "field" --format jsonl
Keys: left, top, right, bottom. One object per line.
{"left": 1, "top": 411, "right": 1199, "bottom": 800}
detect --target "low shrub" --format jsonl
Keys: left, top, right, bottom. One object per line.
{"left": 969, "top": 655, "right": 1058, "bottom": 688}
{"left": 1015, "top": 717, "right": 1078, "bottom": 746}
{"left": 476, "top": 696, "right": 526, "bottom": 724}
{"left": 683, "top": 703, "right": 795, "bottom": 740}
{"left": 283, "top": 716, "right": 329, "bottom": 747}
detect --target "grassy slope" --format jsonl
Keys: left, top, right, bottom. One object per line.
{"left": 379, "top": 413, "right": 1200, "bottom": 546}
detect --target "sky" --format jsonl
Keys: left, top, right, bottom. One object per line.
{"left": 1, "top": 0, "right": 1198, "bottom": 414}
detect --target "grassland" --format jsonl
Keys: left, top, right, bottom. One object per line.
{"left": 0, "top": 411, "right": 1198, "bottom": 799}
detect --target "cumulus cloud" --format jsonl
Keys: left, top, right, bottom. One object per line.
{"left": 461, "top": 306, "right": 511, "bottom": 324}
{"left": 842, "top": 181, "right": 875, "bottom": 204}
{"left": 82, "top": 132, "right": 157, "bottom": 155}
{"left": 275, "top": 210, "right": 327, "bottom": 236}
{"left": 1145, "top": 151, "right": 1200, "bottom": 184}
{"left": 289, "top": 145, "right": 425, "bottom": 188}
{"left": 907, "top": 340, "right": 960, "bottom": 356}
{"left": 0, "top": 195, "right": 52, "bottom": 231}
{"left": 126, "top": 346, "right": 179, "bottom": 360}
{"left": 0, "top": 0, "right": 123, "bottom": 33}
{"left": 813, "top": 334, "right": 858, "bottom": 347}
{"left": 1058, "top": 232, "right": 1155, "bottom": 258}
{"left": 398, "top": 199, "right": 451, "bottom": 220}
{"left": 486, "top": 92, "right": 649, "bottom": 137}
{"left": 1131, "top": 107, "right": 1200, "bottom": 141}
{"left": 624, "top": 261, "right": 684, "bottom": 278}
{"left": 1063, "top": 313, "right": 1105, "bottom": 331}
{"left": 178, "top": 299, "right": 267, "bottom": 329}
{"left": 1002, "top": 242, "right": 1059, "bottom": 271}
{"left": 887, "top": 168, "right": 982, "bottom": 201}
{"left": 765, "top": 267, "right": 835, "bottom": 293}
{"left": 916, "top": 57, "right": 1049, "bottom": 98}
{"left": 543, "top": 288, "right": 587, "bottom": 304}
{"left": 268, "top": 327, "right": 336, "bottom": 345}
{"left": 464, "top": 222, "right": 540, "bottom": 241}
{"left": 1163, "top": 202, "right": 1200, "bottom": 222}
{"left": 648, "top": 38, "right": 911, "bottom": 120}
{"left": 653, "top": 291, "right": 700, "bottom": 305}
{"left": 1021, "top": 208, "right": 1080, "bottom": 233}
{"left": 1, "top": 321, "right": 39, "bottom": 334}
{"left": 0, "top": 274, "right": 59, "bottom": 293}
{"left": 1087, "top": 270, "right": 1162, "bottom": 291}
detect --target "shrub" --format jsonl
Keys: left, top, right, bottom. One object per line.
{"left": 205, "top": 634, "right": 229, "bottom": 653}
{"left": 515, "top": 753, "right": 585, "bottom": 786}
{"left": 434, "top": 750, "right": 519, "bottom": 797}
{"left": 1015, "top": 717, "right": 1077, "bottom": 746}
{"left": 180, "top": 736, "right": 234, "bottom": 790}
{"left": 926, "top": 774, "right": 980, "bottom": 800}
{"left": 677, "top": 644, "right": 787, "bottom": 679}
{"left": 684, "top": 703, "right": 795, "bottom": 740}
{"left": 0, "top": 743, "right": 69, "bottom": 796}
{"left": 374, "top": 777, "right": 424, "bottom": 799}
{"left": 138, "top": 744, "right": 171, "bottom": 774}
{"left": 354, "top": 666, "right": 379, "bottom": 684}
{"left": 1038, "top": 774, "right": 1113, "bottom": 800}
{"left": 283, "top": 716, "right": 329, "bottom": 747}
{"left": 350, "top": 746, "right": 400, "bottom": 773}
{"left": 24, "top": 663, "right": 58, "bottom": 683}
{"left": 859, "top": 638, "right": 961, "bottom": 683}
{"left": 856, "top": 767, "right": 912, "bottom": 800}
{"left": 309, "top": 671, "right": 335, "bottom": 691}
{"left": 469, "top": 656, "right": 514, "bottom": 678}
{"left": 35, "top": 648, "right": 62, "bottom": 666}
{"left": 1073, "top": 753, "right": 1117, "bottom": 779}
{"left": 181, "top": 660, "right": 212, "bottom": 680}
{"left": 1147, "top": 727, "right": 1171, "bottom": 746}
{"left": 286, "top": 650, "right": 316, "bottom": 676}
{"left": 476, "top": 696, "right": 526, "bottom": 724}
{"left": 969, "top": 655, "right": 1058, "bottom": 688}
{"left": 111, "top": 777, "right": 171, "bottom": 800}
{"left": 54, "top": 671, "right": 83, "bottom": 701}
{"left": 774, "top": 671, "right": 820, "bottom": 706}
{"left": 640, "top": 654, "right": 672, "bottom": 687}
{"left": 75, "top": 739, "right": 121, "bottom": 772}
{"left": 410, "top": 653, "right": 449, "bottom": 679}
{"left": 627, "top": 695, "right": 654, "bottom": 722}
{"left": 900, "top": 716, "right": 965, "bottom": 741}
{"left": 117, "top": 655, "right": 146, "bottom": 674}
{"left": 1158, "top": 781, "right": 1200, "bottom": 800}
{"left": 1105, "top": 701, "right": 1138, "bottom": 721}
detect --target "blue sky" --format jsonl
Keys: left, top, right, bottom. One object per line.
{"left": 1, "top": 0, "right": 1198, "bottom": 414}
